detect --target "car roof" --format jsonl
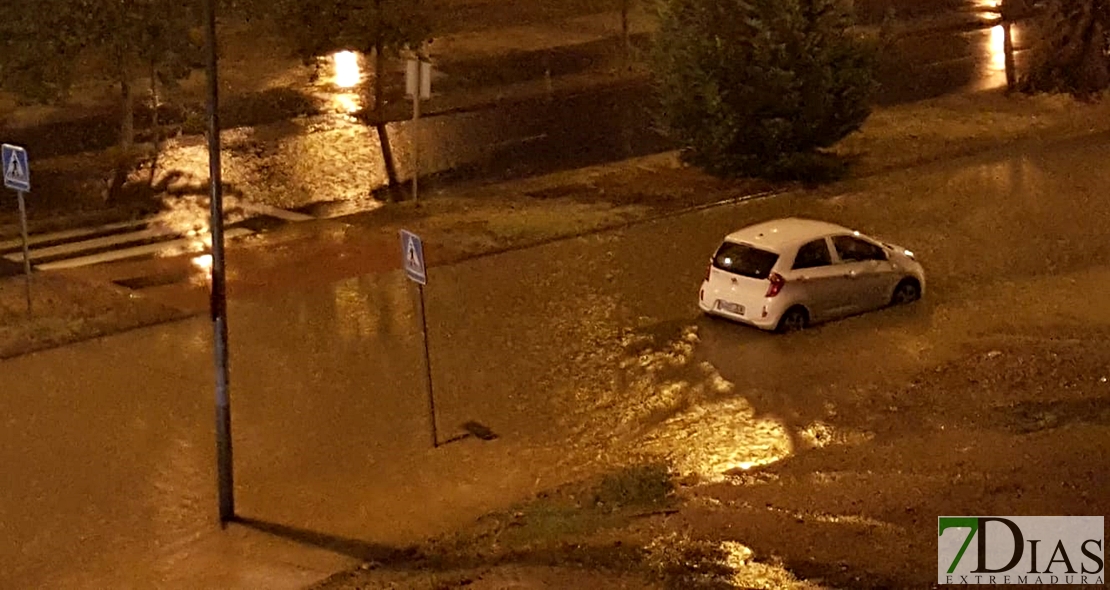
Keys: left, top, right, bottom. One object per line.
{"left": 723, "top": 217, "right": 854, "bottom": 252}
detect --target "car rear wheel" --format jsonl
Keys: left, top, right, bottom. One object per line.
{"left": 777, "top": 307, "right": 809, "bottom": 333}
{"left": 891, "top": 278, "right": 921, "bottom": 305}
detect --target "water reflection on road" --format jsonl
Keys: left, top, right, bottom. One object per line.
{"left": 138, "top": 18, "right": 1026, "bottom": 221}
{"left": 6, "top": 132, "right": 1110, "bottom": 588}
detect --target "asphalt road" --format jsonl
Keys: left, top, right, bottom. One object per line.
{"left": 3, "top": 123, "right": 1110, "bottom": 587}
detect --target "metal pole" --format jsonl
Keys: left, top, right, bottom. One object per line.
{"left": 204, "top": 0, "right": 235, "bottom": 526}
{"left": 417, "top": 283, "right": 438, "bottom": 447}
{"left": 16, "top": 190, "right": 30, "bottom": 317}
{"left": 412, "top": 63, "right": 421, "bottom": 204}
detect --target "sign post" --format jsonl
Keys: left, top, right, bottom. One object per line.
{"left": 203, "top": 0, "right": 235, "bottom": 526}
{"left": 3, "top": 143, "right": 32, "bottom": 317}
{"left": 400, "top": 229, "right": 438, "bottom": 448}
{"left": 405, "top": 59, "right": 432, "bottom": 204}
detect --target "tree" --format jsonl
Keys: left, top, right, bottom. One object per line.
{"left": 0, "top": 0, "right": 86, "bottom": 104}
{"left": 93, "top": 0, "right": 203, "bottom": 192}
{"left": 271, "top": 0, "right": 432, "bottom": 198}
{"left": 1019, "top": 0, "right": 1110, "bottom": 96}
{"left": 0, "top": 0, "right": 202, "bottom": 195}
{"left": 649, "top": 0, "right": 876, "bottom": 180}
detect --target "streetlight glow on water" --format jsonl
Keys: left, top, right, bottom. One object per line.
{"left": 330, "top": 51, "right": 363, "bottom": 113}
{"left": 333, "top": 51, "right": 361, "bottom": 89}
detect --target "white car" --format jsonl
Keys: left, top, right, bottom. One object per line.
{"left": 698, "top": 218, "right": 925, "bottom": 332}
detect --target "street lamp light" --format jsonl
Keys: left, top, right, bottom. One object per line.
{"left": 203, "top": 0, "right": 235, "bottom": 526}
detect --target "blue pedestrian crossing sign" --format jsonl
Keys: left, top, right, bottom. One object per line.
{"left": 400, "top": 229, "right": 426, "bottom": 285}
{"left": 2, "top": 144, "right": 29, "bottom": 192}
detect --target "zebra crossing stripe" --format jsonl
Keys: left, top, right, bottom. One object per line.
{"left": 0, "top": 203, "right": 315, "bottom": 273}
{"left": 0, "top": 218, "right": 149, "bottom": 252}
{"left": 3, "top": 226, "right": 188, "bottom": 263}
{"left": 37, "top": 227, "right": 255, "bottom": 270}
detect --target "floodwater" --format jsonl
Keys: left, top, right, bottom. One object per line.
{"left": 4, "top": 18, "right": 1027, "bottom": 222}
{"left": 3, "top": 128, "right": 1110, "bottom": 587}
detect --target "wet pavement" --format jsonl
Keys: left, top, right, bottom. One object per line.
{"left": 145, "top": 20, "right": 1033, "bottom": 218}
{"left": 3, "top": 14, "right": 1027, "bottom": 222}
{"left": 2, "top": 116, "right": 1110, "bottom": 587}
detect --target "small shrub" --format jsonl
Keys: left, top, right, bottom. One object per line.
{"left": 594, "top": 462, "right": 675, "bottom": 509}
{"left": 650, "top": 0, "right": 877, "bottom": 181}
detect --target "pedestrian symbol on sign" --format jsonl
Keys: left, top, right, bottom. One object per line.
{"left": 7, "top": 152, "right": 23, "bottom": 180}
{"left": 2, "top": 143, "right": 30, "bottom": 192}
{"left": 399, "top": 229, "right": 426, "bottom": 285}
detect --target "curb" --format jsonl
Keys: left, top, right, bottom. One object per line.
{"left": 3, "top": 124, "right": 1108, "bottom": 362}
{"left": 0, "top": 308, "right": 197, "bottom": 362}
{"left": 431, "top": 185, "right": 787, "bottom": 269}
{"left": 429, "top": 123, "right": 1110, "bottom": 269}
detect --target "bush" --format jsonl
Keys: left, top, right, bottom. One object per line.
{"left": 649, "top": 0, "right": 877, "bottom": 181}
{"left": 593, "top": 462, "right": 674, "bottom": 509}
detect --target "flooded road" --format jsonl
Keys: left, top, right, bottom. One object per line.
{"left": 144, "top": 20, "right": 1030, "bottom": 219}
{"left": 2, "top": 122, "right": 1110, "bottom": 587}
{"left": 7, "top": 17, "right": 1027, "bottom": 220}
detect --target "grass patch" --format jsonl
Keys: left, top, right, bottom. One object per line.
{"left": 0, "top": 273, "right": 189, "bottom": 359}
{"left": 594, "top": 462, "right": 675, "bottom": 510}
{"left": 836, "top": 90, "right": 1110, "bottom": 175}
{"left": 435, "top": 461, "right": 677, "bottom": 554}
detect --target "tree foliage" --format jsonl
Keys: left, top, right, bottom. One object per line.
{"left": 270, "top": 0, "right": 431, "bottom": 68}
{"left": 0, "top": 0, "right": 86, "bottom": 103}
{"left": 1019, "top": 0, "right": 1110, "bottom": 96}
{"left": 649, "top": 0, "right": 876, "bottom": 180}
{"left": 266, "top": 0, "right": 432, "bottom": 198}
{"left": 0, "top": 0, "right": 202, "bottom": 145}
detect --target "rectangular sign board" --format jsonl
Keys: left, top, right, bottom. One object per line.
{"left": 400, "top": 229, "right": 427, "bottom": 285}
{"left": 2, "top": 144, "right": 29, "bottom": 192}
{"left": 405, "top": 59, "right": 432, "bottom": 100}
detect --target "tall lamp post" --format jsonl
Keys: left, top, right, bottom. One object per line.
{"left": 203, "top": 0, "right": 235, "bottom": 526}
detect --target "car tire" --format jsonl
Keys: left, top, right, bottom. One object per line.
{"left": 891, "top": 278, "right": 921, "bottom": 305}
{"left": 777, "top": 307, "right": 808, "bottom": 333}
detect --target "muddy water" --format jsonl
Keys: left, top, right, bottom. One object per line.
{"left": 5, "top": 18, "right": 1025, "bottom": 221}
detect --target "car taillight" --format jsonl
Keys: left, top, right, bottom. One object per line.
{"left": 766, "top": 272, "right": 785, "bottom": 297}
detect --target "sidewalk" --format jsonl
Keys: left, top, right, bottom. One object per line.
{"left": 0, "top": 278, "right": 600, "bottom": 589}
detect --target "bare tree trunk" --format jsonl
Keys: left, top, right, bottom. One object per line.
{"left": 1003, "top": 21, "right": 1016, "bottom": 90}
{"left": 1000, "top": 0, "right": 1024, "bottom": 91}
{"left": 620, "top": 0, "right": 631, "bottom": 67}
{"left": 121, "top": 74, "right": 135, "bottom": 152}
{"left": 108, "top": 68, "right": 136, "bottom": 203}
{"left": 373, "top": 40, "right": 401, "bottom": 202}
{"left": 149, "top": 59, "right": 161, "bottom": 188}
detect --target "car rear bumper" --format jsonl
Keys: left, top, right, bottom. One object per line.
{"left": 698, "top": 291, "right": 779, "bottom": 330}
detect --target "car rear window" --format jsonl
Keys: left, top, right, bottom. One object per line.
{"left": 712, "top": 242, "right": 779, "bottom": 279}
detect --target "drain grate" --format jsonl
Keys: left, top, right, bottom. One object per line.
{"left": 114, "top": 271, "right": 191, "bottom": 290}
{"left": 525, "top": 184, "right": 590, "bottom": 200}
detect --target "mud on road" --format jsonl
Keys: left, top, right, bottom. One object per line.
{"left": 310, "top": 322, "right": 1110, "bottom": 590}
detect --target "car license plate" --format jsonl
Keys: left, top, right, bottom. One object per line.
{"left": 716, "top": 300, "right": 744, "bottom": 315}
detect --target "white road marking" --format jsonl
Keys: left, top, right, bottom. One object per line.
{"left": 3, "top": 225, "right": 191, "bottom": 263}
{"left": 0, "top": 218, "right": 149, "bottom": 252}
{"left": 36, "top": 227, "right": 255, "bottom": 270}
